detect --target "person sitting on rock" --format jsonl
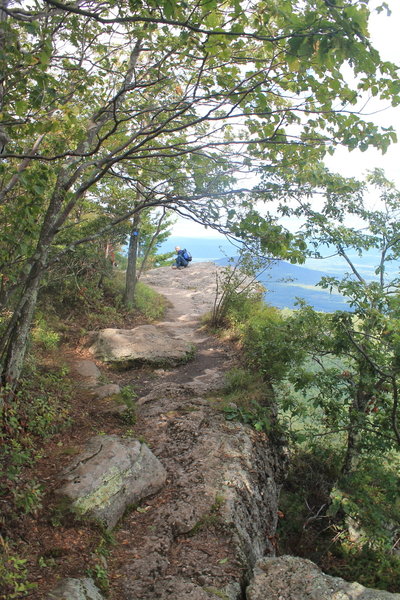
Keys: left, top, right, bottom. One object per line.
{"left": 173, "top": 246, "right": 190, "bottom": 269}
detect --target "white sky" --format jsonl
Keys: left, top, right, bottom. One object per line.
{"left": 172, "top": 0, "right": 400, "bottom": 238}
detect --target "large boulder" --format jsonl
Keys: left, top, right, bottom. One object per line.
{"left": 88, "top": 325, "right": 193, "bottom": 367}
{"left": 56, "top": 435, "right": 167, "bottom": 529}
{"left": 246, "top": 555, "right": 400, "bottom": 600}
{"left": 48, "top": 578, "right": 103, "bottom": 600}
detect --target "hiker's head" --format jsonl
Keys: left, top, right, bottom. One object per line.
{"left": 175, "top": 246, "right": 180, "bottom": 252}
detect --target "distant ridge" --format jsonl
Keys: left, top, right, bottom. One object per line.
{"left": 215, "top": 257, "right": 351, "bottom": 313}
{"left": 160, "top": 236, "right": 351, "bottom": 312}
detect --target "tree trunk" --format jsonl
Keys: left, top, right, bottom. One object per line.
{"left": 137, "top": 207, "right": 167, "bottom": 280}
{"left": 0, "top": 177, "right": 69, "bottom": 387}
{"left": 341, "top": 410, "right": 361, "bottom": 477}
{"left": 123, "top": 211, "right": 141, "bottom": 308}
{"left": 1, "top": 272, "right": 41, "bottom": 387}
{"left": 341, "top": 364, "right": 372, "bottom": 476}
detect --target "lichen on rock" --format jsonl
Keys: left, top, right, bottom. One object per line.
{"left": 56, "top": 435, "right": 167, "bottom": 529}
{"left": 48, "top": 577, "right": 103, "bottom": 599}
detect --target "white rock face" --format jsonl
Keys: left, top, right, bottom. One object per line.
{"left": 56, "top": 435, "right": 167, "bottom": 529}
{"left": 246, "top": 556, "right": 400, "bottom": 600}
{"left": 48, "top": 577, "right": 103, "bottom": 599}
{"left": 89, "top": 324, "right": 193, "bottom": 367}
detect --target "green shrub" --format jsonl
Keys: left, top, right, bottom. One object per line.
{"left": 117, "top": 385, "right": 137, "bottom": 425}
{"left": 31, "top": 314, "right": 60, "bottom": 350}
{"left": 12, "top": 479, "right": 43, "bottom": 516}
{"left": 86, "top": 562, "right": 109, "bottom": 594}
{"left": 222, "top": 366, "right": 274, "bottom": 409}
{"left": 242, "top": 304, "right": 306, "bottom": 383}
{"left": 327, "top": 544, "right": 400, "bottom": 592}
{"left": 277, "top": 444, "right": 342, "bottom": 562}
{"left": 224, "top": 368, "right": 256, "bottom": 394}
{"left": 330, "top": 457, "right": 400, "bottom": 546}
{"left": 223, "top": 402, "right": 272, "bottom": 434}
{"left": 278, "top": 445, "right": 400, "bottom": 591}
{"left": 209, "top": 252, "right": 265, "bottom": 328}
{"left": 134, "top": 282, "right": 166, "bottom": 320}
{"left": 0, "top": 546, "right": 37, "bottom": 599}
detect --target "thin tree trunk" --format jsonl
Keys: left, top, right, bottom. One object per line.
{"left": 0, "top": 174, "right": 68, "bottom": 386}
{"left": 341, "top": 365, "right": 371, "bottom": 476}
{"left": 1, "top": 273, "right": 41, "bottom": 387}
{"left": 137, "top": 207, "right": 167, "bottom": 280}
{"left": 341, "top": 411, "right": 361, "bottom": 477}
{"left": 123, "top": 211, "right": 141, "bottom": 308}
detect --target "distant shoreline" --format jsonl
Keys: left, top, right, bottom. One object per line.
{"left": 158, "top": 236, "right": 399, "bottom": 313}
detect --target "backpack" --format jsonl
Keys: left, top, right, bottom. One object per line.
{"left": 182, "top": 249, "right": 192, "bottom": 262}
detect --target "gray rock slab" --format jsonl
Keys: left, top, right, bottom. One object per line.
{"left": 246, "top": 555, "right": 400, "bottom": 600}
{"left": 120, "top": 394, "right": 286, "bottom": 599}
{"left": 124, "top": 576, "right": 241, "bottom": 600}
{"left": 48, "top": 577, "right": 103, "bottom": 599}
{"left": 88, "top": 324, "right": 193, "bottom": 367}
{"left": 153, "top": 578, "right": 238, "bottom": 600}
{"left": 73, "top": 359, "right": 101, "bottom": 382}
{"left": 56, "top": 435, "right": 167, "bottom": 529}
{"left": 92, "top": 383, "right": 120, "bottom": 399}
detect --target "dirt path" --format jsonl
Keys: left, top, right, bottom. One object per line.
{"left": 124, "top": 262, "right": 235, "bottom": 394}
{"left": 106, "top": 263, "right": 249, "bottom": 599}
{"left": 142, "top": 261, "right": 220, "bottom": 340}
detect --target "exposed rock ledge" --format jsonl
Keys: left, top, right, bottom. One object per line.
{"left": 117, "top": 387, "right": 286, "bottom": 599}
{"left": 247, "top": 555, "right": 400, "bottom": 600}
{"left": 88, "top": 324, "right": 193, "bottom": 367}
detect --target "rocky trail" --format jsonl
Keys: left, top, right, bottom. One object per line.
{"left": 32, "top": 263, "right": 400, "bottom": 600}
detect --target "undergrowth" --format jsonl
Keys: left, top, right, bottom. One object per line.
{"left": 277, "top": 445, "right": 400, "bottom": 592}
{"left": 134, "top": 281, "right": 167, "bottom": 321}
{"left": 116, "top": 385, "right": 137, "bottom": 425}
{"left": 207, "top": 261, "right": 400, "bottom": 592}
{"left": 0, "top": 358, "right": 73, "bottom": 597}
{"left": 0, "top": 538, "right": 37, "bottom": 600}
{"left": 39, "top": 268, "right": 166, "bottom": 332}
{"left": 217, "top": 367, "right": 277, "bottom": 437}
{"left": 0, "top": 364, "right": 74, "bottom": 523}
{"left": 0, "top": 266, "right": 166, "bottom": 596}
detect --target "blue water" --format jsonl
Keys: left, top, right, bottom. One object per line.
{"left": 159, "top": 236, "right": 400, "bottom": 313}
{"left": 161, "top": 236, "right": 237, "bottom": 262}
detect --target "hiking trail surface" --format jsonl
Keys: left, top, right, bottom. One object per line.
{"left": 38, "top": 262, "right": 283, "bottom": 600}
{"left": 97, "top": 262, "right": 284, "bottom": 600}
{"left": 20, "top": 262, "right": 400, "bottom": 600}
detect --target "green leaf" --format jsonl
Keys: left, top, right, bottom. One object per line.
{"left": 14, "top": 100, "right": 28, "bottom": 116}
{"left": 205, "top": 11, "right": 221, "bottom": 28}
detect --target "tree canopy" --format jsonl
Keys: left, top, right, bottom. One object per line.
{"left": 1, "top": 0, "right": 400, "bottom": 385}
